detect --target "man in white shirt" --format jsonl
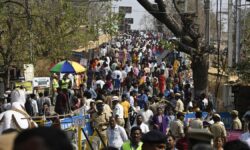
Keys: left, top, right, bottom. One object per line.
{"left": 125, "top": 62, "right": 133, "bottom": 74}
{"left": 11, "top": 86, "right": 26, "bottom": 104}
{"left": 201, "top": 93, "right": 208, "bottom": 110}
{"left": 139, "top": 102, "right": 153, "bottom": 126}
{"left": 30, "top": 94, "right": 38, "bottom": 116}
{"left": 129, "top": 91, "right": 135, "bottom": 108}
{"left": 107, "top": 116, "right": 128, "bottom": 149}
{"left": 100, "top": 46, "right": 107, "bottom": 57}
{"left": 240, "top": 122, "right": 250, "bottom": 147}
{"left": 132, "top": 115, "right": 149, "bottom": 134}
{"left": 112, "top": 67, "right": 122, "bottom": 80}
{"left": 112, "top": 96, "right": 125, "bottom": 127}
{"left": 83, "top": 91, "right": 94, "bottom": 111}
{"left": 94, "top": 76, "right": 105, "bottom": 90}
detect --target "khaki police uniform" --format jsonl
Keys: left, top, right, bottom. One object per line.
{"left": 91, "top": 112, "right": 109, "bottom": 144}
{"left": 231, "top": 110, "right": 242, "bottom": 130}
{"left": 189, "top": 118, "right": 203, "bottom": 129}
{"left": 210, "top": 122, "right": 227, "bottom": 139}
{"left": 175, "top": 99, "right": 184, "bottom": 112}
{"left": 170, "top": 119, "right": 184, "bottom": 139}
{"left": 232, "top": 117, "right": 242, "bottom": 130}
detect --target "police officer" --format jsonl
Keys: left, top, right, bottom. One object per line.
{"left": 169, "top": 112, "right": 185, "bottom": 140}
{"left": 91, "top": 100, "right": 109, "bottom": 145}
{"left": 60, "top": 74, "right": 71, "bottom": 89}
{"left": 231, "top": 110, "right": 242, "bottom": 130}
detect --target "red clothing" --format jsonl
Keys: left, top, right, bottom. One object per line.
{"left": 158, "top": 75, "right": 166, "bottom": 94}
{"left": 176, "top": 137, "right": 188, "bottom": 150}
{"left": 55, "top": 92, "right": 69, "bottom": 114}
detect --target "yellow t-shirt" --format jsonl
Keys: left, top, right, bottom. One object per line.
{"left": 121, "top": 101, "right": 130, "bottom": 118}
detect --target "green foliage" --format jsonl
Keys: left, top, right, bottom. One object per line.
{"left": 158, "top": 39, "right": 176, "bottom": 50}
{"left": 0, "top": 0, "right": 118, "bottom": 70}
{"left": 30, "top": 0, "right": 88, "bottom": 61}
{"left": 0, "top": 0, "right": 100, "bottom": 66}
{"left": 100, "top": 11, "right": 124, "bottom": 37}
{"left": 238, "top": 10, "right": 250, "bottom": 83}
{"left": 236, "top": 58, "right": 250, "bottom": 83}
{"left": 0, "top": 1, "right": 30, "bottom": 68}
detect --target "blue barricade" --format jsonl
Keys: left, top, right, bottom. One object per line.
{"left": 44, "top": 114, "right": 93, "bottom": 136}
{"left": 184, "top": 112, "right": 232, "bottom": 129}
{"left": 184, "top": 112, "right": 208, "bottom": 126}
{"left": 219, "top": 112, "right": 232, "bottom": 129}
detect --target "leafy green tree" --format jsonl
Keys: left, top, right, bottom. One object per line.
{"left": 236, "top": 10, "right": 250, "bottom": 83}
{"left": 0, "top": 0, "right": 121, "bottom": 88}
{"left": 30, "top": 0, "right": 88, "bottom": 61}
{"left": 0, "top": 0, "right": 31, "bottom": 87}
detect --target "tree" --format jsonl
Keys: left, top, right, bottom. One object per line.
{"left": 30, "top": 0, "right": 89, "bottom": 61}
{"left": 236, "top": 9, "right": 250, "bottom": 83}
{"left": 137, "top": 0, "right": 212, "bottom": 96}
{"left": 0, "top": 0, "right": 32, "bottom": 88}
{"left": 100, "top": 10, "right": 123, "bottom": 37}
{"left": 0, "top": 0, "right": 96, "bottom": 87}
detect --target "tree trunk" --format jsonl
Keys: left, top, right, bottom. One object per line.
{"left": 191, "top": 54, "right": 209, "bottom": 97}
{"left": 3, "top": 68, "right": 10, "bottom": 89}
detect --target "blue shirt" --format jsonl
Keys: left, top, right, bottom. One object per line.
{"left": 137, "top": 94, "right": 148, "bottom": 109}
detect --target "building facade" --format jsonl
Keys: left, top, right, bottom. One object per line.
{"left": 112, "top": 0, "right": 155, "bottom": 30}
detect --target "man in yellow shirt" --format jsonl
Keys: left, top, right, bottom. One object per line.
{"left": 173, "top": 59, "right": 180, "bottom": 75}
{"left": 121, "top": 94, "right": 130, "bottom": 129}
{"left": 52, "top": 74, "right": 59, "bottom": 105}
{"left": 122, "top": 126, "right": 143, "bottom": 150}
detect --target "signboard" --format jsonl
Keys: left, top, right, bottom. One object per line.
{"left": 15, "top": 81, "right": 33, "bottom": 94}
{"left": 119, "top": 6, "right": 132, "bottom": 13}
{"left": 32, "top": 77, "right": 50, "bottom": 88}
{"left": 24, "top": 64, "right": 34, "bottom": 81}
{"left": 44, "top": 114, "right": 93, "bottom": 136}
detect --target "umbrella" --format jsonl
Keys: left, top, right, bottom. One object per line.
{"left": 50, "top": 60, "right": 86, "bottom": 73}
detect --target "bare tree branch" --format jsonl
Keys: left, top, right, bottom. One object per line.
{"left": 170, "top": 39, "right": 196, "bottom": 56}
{"left": 137, "top": 0, "right": 182, "bottom": 36}
{"left": 1, "top": 0, "right": 25, "bottom": 9}
{"left": 172, "top": 0, "right": 181, "bottom": 14}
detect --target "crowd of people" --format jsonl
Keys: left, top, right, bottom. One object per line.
{"left": 1, "top": 31, "right": 250, "bottom": 150}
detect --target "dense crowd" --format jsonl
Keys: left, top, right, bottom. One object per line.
{"left": 1, "top": 31, "right": 250, "bottom": 150}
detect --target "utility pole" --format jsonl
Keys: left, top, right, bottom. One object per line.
{"left": 228, "top": 0, "right": 234, "bottom": 67}
{"left": 204, "top": 0, "right": 210, "bottom": 52}
{"left": 235, "top": 0, "right": 241, "bottom": 64}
